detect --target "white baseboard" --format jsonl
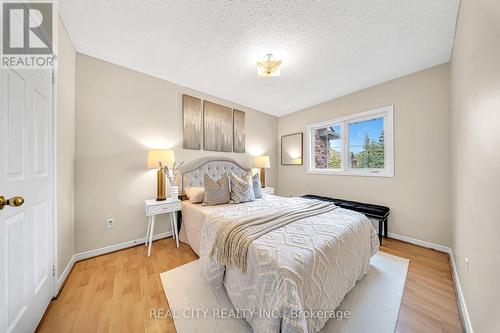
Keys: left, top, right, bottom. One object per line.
{"left": 56, "top": 231, "right": 173, "bottom": 294}
{"left": 74, "top": 231, "right": 173, "bottom": 262}
{"left": 449, "top": 249, "right": 474, "bottom": 333}
{"left": 56, "top": 255, "right": 75, "bottom": 293}
{"left": 387, "top": 232, "right": 451, "bottom": 253}
{"left": 387, "top": 232, "right": 472, "bottom": 332}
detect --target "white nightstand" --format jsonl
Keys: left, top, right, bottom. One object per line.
{"left": 144, "top": 198, "right": 181, "bottom": 256}
{"left": 262, "top": 187, "right": 274, "bottom": 195}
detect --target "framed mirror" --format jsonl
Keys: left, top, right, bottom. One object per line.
{"left": 281, "top": 133, "right": 303, "bottom": 165}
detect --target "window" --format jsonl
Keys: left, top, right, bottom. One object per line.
{"left": 307, "top": 106, "right": 394, "bottom": 177}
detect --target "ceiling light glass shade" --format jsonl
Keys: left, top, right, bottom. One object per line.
{"left": 257, "top": 54, "right": 282, "bottom": 77}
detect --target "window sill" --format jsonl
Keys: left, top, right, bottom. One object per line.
{"left": 307, "top": 169, "right": 394, "bottom": 178}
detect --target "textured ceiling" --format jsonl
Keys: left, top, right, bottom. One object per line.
{"left": 59, "top": 0, "right": 460, "bottom": 116}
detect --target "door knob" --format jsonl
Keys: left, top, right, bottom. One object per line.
{"left": 0, "top": 196, "right": 25, "bottom": 210}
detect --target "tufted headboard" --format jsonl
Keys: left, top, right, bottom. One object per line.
{"left": 179, "top": 157, "right": 250, "bottom": 195}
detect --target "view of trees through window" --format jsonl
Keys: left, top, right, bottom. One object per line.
{"left": 348, "top": 117, "right": 385, "bottom": 169}
{"left": 314, "top": 117, "right": 385, "bottom": 170}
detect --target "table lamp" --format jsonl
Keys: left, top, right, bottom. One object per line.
{"left": 147, "top": 149, "right": 175, "bottom": 201}
{"left": 255, "top": 155, "right": 270, "bottom": 188}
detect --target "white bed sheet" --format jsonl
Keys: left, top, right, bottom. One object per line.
{"left": 179, "top": 194, "right": 282, "bottom": 255}
{"left": 180, "top": 195, "right": 379, "bottom": 333}
{"left": 180, "top": 200, "right": 225, "bottom": 255}
{"left": 206, "top": 197, "right": 378, "bottom": 332}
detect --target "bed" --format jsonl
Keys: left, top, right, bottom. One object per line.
{"left": 178, "top": 157, "right": 379, "bottom": 333}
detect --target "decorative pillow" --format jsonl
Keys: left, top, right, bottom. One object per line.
{"left": 252, "top": 173, "right": 263, "bottom": 198}
{"left": 203, "top": 174, "right": 230, "bottom": 206}
{"left": 185, "top": 187, "right": 205, "bottom": 203}
{"left": 230, "top": 172, "right": 255, "bottom": 203}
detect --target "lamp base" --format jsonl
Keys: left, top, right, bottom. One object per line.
{"left": 260, "top": 168, "right": 266, "bottom": 188}
{"left": 156, "top": 169, "right": 166, "bottom": 201}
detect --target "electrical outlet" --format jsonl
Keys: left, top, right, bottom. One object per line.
{"left": 105, "top": 218, "right": 115, "bottom": 229}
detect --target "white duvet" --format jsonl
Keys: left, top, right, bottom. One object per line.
{"left": 197, "top": 195, "right": 379, "bottom": 333}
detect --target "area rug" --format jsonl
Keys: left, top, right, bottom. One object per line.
{"left": 160, "top": 251, "right": 409, "bottom": 333}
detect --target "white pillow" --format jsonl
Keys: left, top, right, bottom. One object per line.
{"left": 185, "top": 187, "right": 205, "bottom": 203}
{"left": 252, "top": 173, "right": 263, "bottom": 198}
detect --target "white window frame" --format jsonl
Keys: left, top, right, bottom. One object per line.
{"left": 307, "top": 105, "right": 394, "bottom": 177}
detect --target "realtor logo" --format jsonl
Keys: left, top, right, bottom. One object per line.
{"left": 1, "top": 1, "right": 56, "bottom": 68}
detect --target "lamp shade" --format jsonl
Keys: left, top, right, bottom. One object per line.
{"left": 147, "top": 149, "right": 175, "bottom": 169}
{"left": 255, "top": 156, "right": 270, "bottom": 168}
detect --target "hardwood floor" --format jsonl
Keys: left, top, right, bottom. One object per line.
{"left": 37, "top": 237, "right": 463, "bottom": 333}
{"left": 381, "top": 238, "right": 463, "bottom": 333}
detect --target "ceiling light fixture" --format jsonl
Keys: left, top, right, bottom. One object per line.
{"left": 256, "top": 53, "right": 282, "bottom": 78}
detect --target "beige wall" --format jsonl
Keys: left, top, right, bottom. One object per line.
{"left": 75, "top": 54, "right": 278, "bottom": 253}
{"left": 278, "top": 64, "right": 451, "bottom": 246}
{"left": 56, "top": 17, "right": 76, "bottom": 276}
{"left": 450, "top": 0, "right": 500, "bottom": 331}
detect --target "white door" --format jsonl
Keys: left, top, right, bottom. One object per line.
{"left": 0, "top": 67, "right": 54, "bottom": 332}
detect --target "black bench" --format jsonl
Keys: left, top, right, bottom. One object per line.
{"left": 302, "top": 195, "right": 390, "bottom": 244}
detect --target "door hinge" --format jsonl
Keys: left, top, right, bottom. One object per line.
{"left": 52, "top": 265, "right": 55, "bottom": 277}
{"left": 52, "top": 73, "right": 55, "bottom": 84}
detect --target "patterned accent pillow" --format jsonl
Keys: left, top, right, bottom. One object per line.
{"left": 185, "top": 187, "right": 205, "bottom": 203}
{"left": 252, "top": 173, "right": 263, "bottom": 198}
{"left": 203, "top": 174, "right": 230, "bottom": 206}
{"left": 230, "top": 172, "right": 256, "bottom": 203}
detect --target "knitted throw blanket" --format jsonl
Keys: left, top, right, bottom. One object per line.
{"left": 209, "top": 200, "right": 337, "bottom": 272}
